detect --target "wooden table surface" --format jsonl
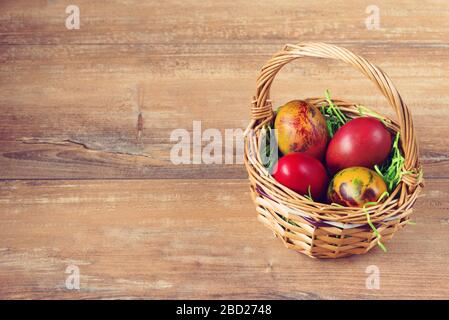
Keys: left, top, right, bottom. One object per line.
{"left": 1, "top": 0, "right": 449, "bottom": 299}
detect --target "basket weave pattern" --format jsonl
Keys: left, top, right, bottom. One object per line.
{"left": 244, "top": 43, "right": 424, "bottom": 258}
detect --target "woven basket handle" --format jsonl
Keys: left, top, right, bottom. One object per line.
{"left": 252, "top": 42, "right": 419, "bottom": 174}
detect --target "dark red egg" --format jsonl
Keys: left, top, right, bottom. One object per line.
{"left": 272, "top": 153, "right": 329, "bottom": 200}
{"left": 326, "top": 117, "right": 392, "bottom": 175}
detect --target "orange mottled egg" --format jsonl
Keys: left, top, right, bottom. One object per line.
{"left": 327, "top": 167, "right": 387, "bottom": 208}
{"left": 274, "top": 100, "right": 328, "bottom": 159}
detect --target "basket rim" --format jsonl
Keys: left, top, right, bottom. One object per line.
{"left": 245, "top": 97, "right": 423, "bottom": 224}
{"left": 256, "top": 191, "right": 408, "bottom": 229}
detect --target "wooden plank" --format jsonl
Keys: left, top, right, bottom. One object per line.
{"left": 0, "top": 179, "right": 448, "bottom": 299}
{"left": 0, "top": 140, "right": 446, "bottom": 180}
{"left": 0, "top": 141, "right": 246, "bottom": 179}
{"left": 1, "top": 44, "right": 448, "bottom": 179}
{"left": 0, "top": 0, "right": 448, "bottom": 44}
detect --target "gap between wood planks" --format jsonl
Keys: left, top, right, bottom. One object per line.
{"left": 0, "top": 41, "right": 448, "bottom": 47}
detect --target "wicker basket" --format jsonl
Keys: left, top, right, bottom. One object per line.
{"left": 244, "top": 42, "right": 424, "bottom": 259}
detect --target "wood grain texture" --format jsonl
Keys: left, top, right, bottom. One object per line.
{"left": 1, "top": 0, "right": 448, "bottom": 300}
{"left": 1, "top": 0, "right": 448, "bottom": 44}
{"left": 1, "top": 44, "right": 448, "bottom": 179}
{"left": 0, "top": 179, "right": 448, "bottom": 299}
